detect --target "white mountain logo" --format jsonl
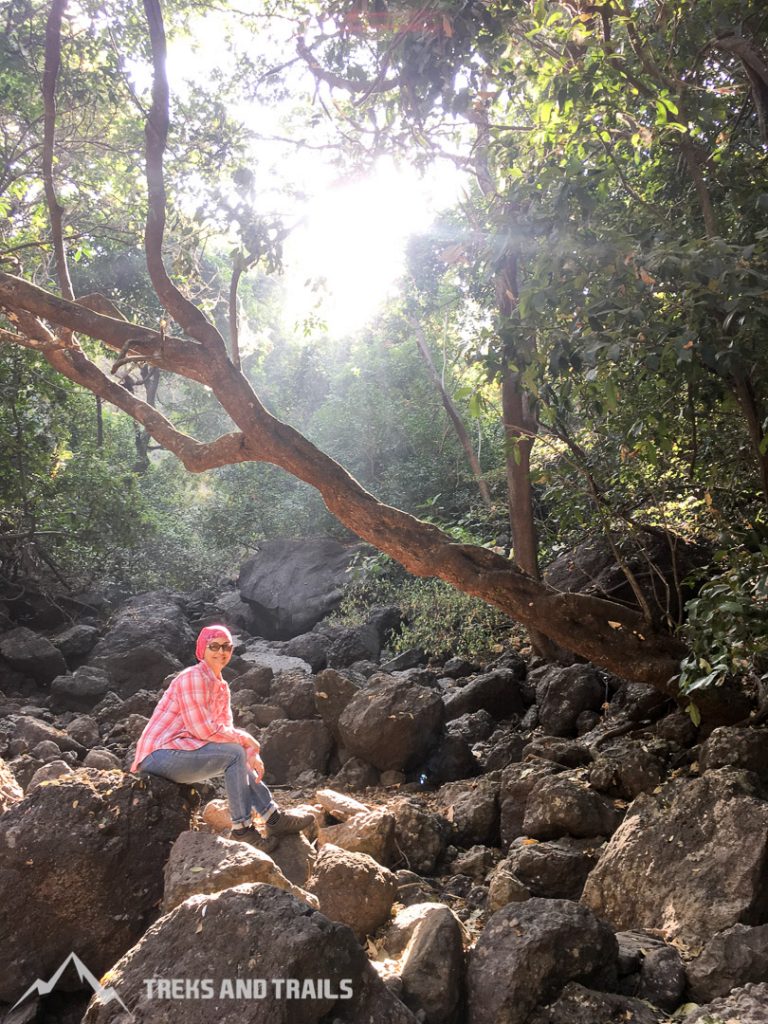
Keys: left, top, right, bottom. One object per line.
{"left": 11, "top": 951, "right": 133, "bottom": 1018}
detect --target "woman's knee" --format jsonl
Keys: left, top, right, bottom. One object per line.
{"left": 216, "top": 742, "right": 246, "bottom": 767}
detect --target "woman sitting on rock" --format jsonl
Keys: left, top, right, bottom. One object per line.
{"left": 131, "top": 624, "right": 314, "bottom": 842}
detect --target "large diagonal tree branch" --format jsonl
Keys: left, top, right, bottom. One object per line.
{"left": 0, "top": 272, "right": 208, "bottom": 381}
{"left": 0, "top": 320, "right": 259, "bottom": 470}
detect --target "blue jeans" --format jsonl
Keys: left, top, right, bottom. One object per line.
{"left": 138, "top": 743, "right": 275, "bottom": 826}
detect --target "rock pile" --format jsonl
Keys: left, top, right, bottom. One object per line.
{"left": 1, "top": 579, "right": 767, "bottom": 1023}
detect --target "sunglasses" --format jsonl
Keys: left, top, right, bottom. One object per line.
{"left": 207, "top": 641, "right": 234, "bottom": 653}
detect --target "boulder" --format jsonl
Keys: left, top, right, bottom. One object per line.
{"left": 488, "top": 864, "right": 531, "bottom": 911}
{"left": 422, "top": 732, "right": 478, "bottom": 785}
{"left": 614, "top": 931, "right": 685, "bottom": 1010}
{"left": 0, "top": 714, "right": 84, "bottom": 757}
{"left": 544, "top": 530, "right": 705, "bottom": 622}
{"left": 389, "top": 798, "right": 449, "bottom": 875}
{"left": 528, "top": 982, "right": 666, "bottom": 1024}
{"left": 581, "top": 769, "right": 768, "bottom": 947}
{"left": 523, "top": 774, "right": 625, "bottom": 839}
{"left": 88, "top": 592, "right": 194, "bottom": 694}
{"left": 467, "top": 898, "right": 618, "bottom": 1024}
{"left": 445, "top": 709, "right": 495, "bottom": 745}
{"left": 27, "top": 758, "right": 74, "bottom": 791}
{"left": 260, "top": 720, "right": 333, "bottom": 784}
{"left": 0, "top": 769, "right": 193, "bottom": 1004}
{"left": 0, "top": 626, "right": 66, "bottom": 685}
{"left": 315, "top": 789, "right": 370, "bottom": 821}
{"left": 588, "top": 739, "right": 665, "bottom": 800}
{"left": 317, "top": 809, "right": 396, "bottom": 866}
{"left": 238, "top": 536, "right": 364, "bottom": 639}
{"left": 212, "top": 589, "right": 261, "bottom": 633}
{"left": 535, "top": 665, "right": 604, "bottom": 737}
{"left": 443, "top": 669, "right": 528, "bottom": 722}
{"left": 499, "top": 760, "right": 562, "bottom": 847}
{"left": 0, "top": 756, "right": 24, "bottom": 813}
{"left": 162, "top": 830, "right": 315, "bottom": 912}
{"left": 50, "top": 665, "right": 111, "bottom": 711}
{"left": 699, "top": 725, "right": 768, "bottom": 780}
{"left": 307, "top": 844, "right": 398, "bottom": 940}
{"left": 337, "top": 675, "right": 444, "bottom": 772}
{"left": 681, "top": 983, "right": 768, "bottom": 1023}
{"left": 280, "top": 632, "right": 329, "bottom": 672}
{"left": 270, "top": 670, "right": 318, "bottom": 720}
{"left": 65, "top": 714, "right": 100, "bottom": 747}
{"left": 83, "top": 747, "right": 122, "bottom": 770}
{"left": 399, "top": 904, "right": 465, "bottom": 1024}
{"left": 314, "top": 668, "right": 364, "bottom": 738}
{"left": 327, "top": 624, "right": 381, "bottom": 667}
{"left": 331, "top": 756, "right": 380, "bottom": 792}
{"left": 503, "top": 837, "right": 602, "bottom": 901}
{"left": 82, "top": 884, "right": 418, "bottom": 1023}
{"left": 522, "top": 737, "right": 592, "bottom": 769}
{"left": 51, "top": 623, "right": 100, "bottom": 661}
{"left": 685, "top": 923, "right": 768, "bottom": 1002}
{"left": 91, "top": 689, "right": 160, "bottom": 730}
{"left": 438, "top": 777, "right": 500, "bottom": 847}
{"left": 229, "top": 664, "right": 273, "bottom": 698}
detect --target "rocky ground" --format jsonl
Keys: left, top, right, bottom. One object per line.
{"left": 1, "top": 583, "right": 768, "bottom": 1023}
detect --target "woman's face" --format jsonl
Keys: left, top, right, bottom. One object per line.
{"left": 202, "top": 637, "right": 233, "bottom": 676}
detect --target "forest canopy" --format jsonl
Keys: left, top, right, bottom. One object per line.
{"left": 1, "top": 0, "right": 767, "bottom": 720}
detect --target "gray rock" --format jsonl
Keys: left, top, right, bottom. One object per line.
{"left": 0, "top": 627, "right": 66, "bottom": 685}
{"left": 400, "top": 904, "right": 465, "bottom": 1024}
{"left": 523, "top": 772, "right": 623, "bottom": 839}
{"left": 389, "top": 798, "right": 449, "bottom": 875}
{"left": 700, "top": 725, "right": 768, "bottom": 781}
{"left": 229, "top": 664, "right": 274, "bottom": 698}
{"left": 238, "top": 536, "right": 364, "bottom": 639}
{"left": 423, "top": 731, "right": 479, "bottom": 784}
{"left": 314, "top": 667, "right": 364, "bottom": 739}
{"left": 331, "top": 756, "right": 380, "bottom": 791}
{"left": 682, "top": 983, "right": 768, "bottom": 1023}
{"left": 50, "top": 624, "right": 100, "bottom": 660}
{"left": 445, "top": 709, "right": 495, "bottom": 745}
{"left": 0, "top": 714, "right": 84, "bottom": 757}
{"left": 26, "top": 758, "right": 74, "bottom": 791}
{"left": 614, "top": 932, "right": 685, "bottom": 1010}
{"left": 686, "top": 923, "right": 768, "bottom": 1002}
{"left": 50, "top": 665, "right": 111, "bottom": 711}
{"left": 88, "top": 592, "right": 193, "bottom": 694}
{"left": 260, "top": 719, "right": 333, "bottom": 784}
{"left": 337, "top": 675, "right": 444, "bottom": 772}
{"left": 444, "top": 669, "right": 528, "bottom": 722}
{"left": 588, "top": 739, "right": 665, "bottom": 800}
{"left": 317, "top": 809, "right": 396, "bottom": 867}
{"left": 307, "top": 843, "right": 398, "bottom": 940}
{"left": 503, "top": 837, "right": 602, "bottom": 901}
{"left": 65, "top": 715, "right": 100, "bottom": 747}
{"left": 522, "top": 737, "right": 592, "bottom": 768}
{"left": 239, "top": 639, "right": 312, "bottom": 677}
{"left": 535, "top": 665, "right": 604, "bottom": 737}
{"left": 327, "top": 624, "right": 381, "bottom": 667}
{"left": 83, "top": 747, "right": 122, "bottom": 770}
{"left": 162, "top": 830, "right": 314, "bottom": 912}
{"left": 380, "top": 648, "right": 427, "bottom": 673}
{"left": 279, "top": 632, "right": 329, "bottom": 672}
{"left": 582, "top": 769, "right": 768, "bottom": 947}
{"left": 528, "top": 981, "right": 667, "bottom": 1024}
{"left": 82, "top": 884, "right": 418, "bottom": 1024}
{"left": 269, "top": 669, "right": 318, "bottom": 719}
{"left": 500, "top": 759, "right": 563, "bottom": 847}
{"left": 0, "top": 770, "right": 193, "bottom": 1005}
{"left": 467, "top": 898, "right": 618, "bottom": 1024}
{"left": 438, "top": 777, "right": 500, "bottom": 847}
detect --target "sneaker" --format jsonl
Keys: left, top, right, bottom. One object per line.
{"left": 264, "top": 808, "right": 315, "bottom": 836}
{"left": 230, "top": 825, "right": 278, "bottom": 853}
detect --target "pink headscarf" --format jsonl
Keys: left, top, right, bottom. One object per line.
{"left": 195, "top": 624, "right": 233, "bottom": 662}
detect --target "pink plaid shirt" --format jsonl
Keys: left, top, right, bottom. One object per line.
{"left": 131, "top": 661, "right": 252, "bottom": 772}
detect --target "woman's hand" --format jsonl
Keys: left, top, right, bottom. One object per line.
{"left": 247, "top": 747, "right": 265, "bottom": 782}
